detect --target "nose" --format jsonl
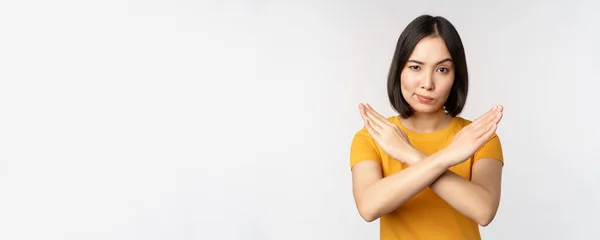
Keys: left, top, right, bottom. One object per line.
{"left": 420, "top": 73, "right": 434, "bottom": 91}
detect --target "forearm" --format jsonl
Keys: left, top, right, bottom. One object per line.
{"left": 358, "top": 152, "right": 448, "bottom": 222}
{"left": 410, "top": 152, "right": 496, "bottom": 226}
{"left": 430, "top": 171, "right": 496, "bottom": 226}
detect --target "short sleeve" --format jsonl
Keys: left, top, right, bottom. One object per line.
{"left": 474, "top": 133, "right": 504, "bottom": 165}
{"left": 350, "top": 128, "right": 382, "bottom": 169}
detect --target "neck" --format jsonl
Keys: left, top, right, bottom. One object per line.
{"left": 399, "top": 110, "right": 454, "bottom": 133}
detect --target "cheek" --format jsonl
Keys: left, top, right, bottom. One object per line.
{"left": 400, "top": 72, "right": 419, "bottom": 91}
{"left": 438, "top": 79, "right": 455, "bottom": 96}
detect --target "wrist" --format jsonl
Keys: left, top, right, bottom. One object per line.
{"left": 431, "top": 147, "right": 454, "bottom": 169}
{"left": 397, "top": 147, "right": 425, "bottom": 166}
{"left": 411, "top": 150, "right": 450, "bottom": 173}
{"left": 389, "top": 146, "right": 408, "bottom": 164}
{"left": 407, "top": 149, "right": 426, "bottom": 166}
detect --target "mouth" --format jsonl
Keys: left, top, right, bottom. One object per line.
{"left": 415, "top": 94, "right": 434, "bottom": 103}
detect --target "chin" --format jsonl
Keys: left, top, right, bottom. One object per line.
{"left": 410, "top": 103, "right": 444, "bottom": 114}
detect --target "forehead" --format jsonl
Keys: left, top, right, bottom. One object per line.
{"left": 409, "top": 36, "right": 452, "bottom": 62}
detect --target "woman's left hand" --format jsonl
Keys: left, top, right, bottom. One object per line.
{"left": 358, "top": 103, "right": 420, "bottom": 165}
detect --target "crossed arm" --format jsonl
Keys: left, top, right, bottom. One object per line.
{"left": 351, "top": 153, "right": 502, "bottom": 226}
{"left": 352, "top": 104, "right": 504, "bottom": 225}
{"left": 352, "top": 147, "right": 503, "bottom": 226}
{"left": 427, "top": 156, "right": 503, "bottom": 227}
{"left": 412, "top": 150, "right": 503, "bottom": 227}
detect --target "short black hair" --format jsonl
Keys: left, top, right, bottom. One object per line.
{"left": 387, "top": 15, "right": 469, "bottom": 118}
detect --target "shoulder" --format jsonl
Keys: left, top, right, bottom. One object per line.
{"left": 350, "top": 126, "right": 374, "bottom": 151}
{"left": 350, "top": 114, "right": 400, "bottom": 149}
{"left": 457, "top": 116, "right": 505, "bottom": 163}
{"left": 350, "top": 122, "right": 384, "bottom": 167}
{"left": 352, "top": 126, "right": 371, "bottom": 140}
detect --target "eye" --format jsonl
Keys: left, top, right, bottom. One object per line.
{"left": 437, "top": 67, "right": 449, "bottom": 73}
{"left": 408, "top": 65, "right": 421, "bottom": 71}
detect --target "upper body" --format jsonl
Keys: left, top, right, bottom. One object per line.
{"left": 349, "top": 14, "right": 505, "bottom": 240}
{"left": 350, "top": 116, "right": 503, "bottom": 240}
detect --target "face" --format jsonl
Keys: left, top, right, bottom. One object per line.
{"left": 400, "top": 36, "right": 455, "bottom": 114}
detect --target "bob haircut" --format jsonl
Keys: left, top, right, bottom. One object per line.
{"left": 387, "top": 15, "right": 469, "bottom": 118}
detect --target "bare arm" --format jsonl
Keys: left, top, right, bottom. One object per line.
{"left": 351, "top": 151, "right": 449, "bottom": 222}
{"left": 409, "top": 152, "right": 503, "bottom": 226}
{"left": 431, "top": 159, "right": 502, "bottom": 226}
{"left": 352, "top": 104, "right": 504, "bottom": 224}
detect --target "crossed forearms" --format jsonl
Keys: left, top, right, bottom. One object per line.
{"left": 357, "top": 150, "right": 450, "bottom": 221}
{"left": 359, "top": 150, "right": 495, "bottom": 224}
{"left": 406, "top": 151, "right": 497, "bottom": 226}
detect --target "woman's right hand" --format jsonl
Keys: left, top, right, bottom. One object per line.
{"left": 440, "top": 105, "right": 504, "bottom": 167}
{"left": 359, "top": 103, "right": 420, "bottom": 165}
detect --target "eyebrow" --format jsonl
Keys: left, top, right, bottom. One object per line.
{"left": 407, "top": 58, "right": 453, "bottom": 65}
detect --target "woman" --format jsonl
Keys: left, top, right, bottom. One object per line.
{"left": 350, "top": 15, "right": 504, "bottom": 240}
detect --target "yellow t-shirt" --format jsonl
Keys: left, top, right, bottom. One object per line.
{"left": 350, "top": 116, "right": 504, "bottom": 240}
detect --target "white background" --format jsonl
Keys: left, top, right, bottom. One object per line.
{"left": 1, "top": 0, "right": 599, "bottom": 239}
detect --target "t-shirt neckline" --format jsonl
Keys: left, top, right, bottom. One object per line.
{"left": 393, "top": 116, "right": 459, "bottom": 140}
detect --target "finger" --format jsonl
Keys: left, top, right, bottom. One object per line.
{"left": 474, "top": 105, "right": 498, "bottom": 123}
{"left": 496, "top": 105, "right": 504, "bottom": 113}
{"left": 474, "top": 111, "right": 502, "bottom": 138}
{"left": 484, "top": 110, "right": 503, "bottom": 126}
{"left": 483, "top": 108, "right": 502, "bottom": 124}
{"left": 496, "top": 111, "right": 504, "bottom": 123}
{"left": 359, "top": 104, "right": 383, "bottom": 130}
{"left": 365, "top": 104, "right": 389, "bottom": 121}
{"left": 365, "top": 109, "right": 387, "bottom": 129}
{"left": 366, "top": 113, "right": 384, "bottom": 131}
{"left": 472, "top": 107, "right": 493, "bottom": 122}
{"left": 358, "top": 104, "right": 369, "bottom": 120}
{"left": 366, "top": 104, "right": 394, "bottom": 126}
{"left": 473, "top": 105, "right": 503, "bottom": 129}
{"left": 359, "top": 104, "right": 383, "bottom": 129}
{"left": 478, "top": 105, "right": 503, "bottom": 121}
{"left": 364, "top": 104, "right": 394, "bottom": 127}
{"left": 478, "top": 122, "right": 498, "bottom": 142}
{"left": 364, "top": 118, "right": 380, "bottom": 137}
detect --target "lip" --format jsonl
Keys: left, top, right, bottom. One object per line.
{"left": 416, "top": 94, "right": 434, "bottom": 103}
